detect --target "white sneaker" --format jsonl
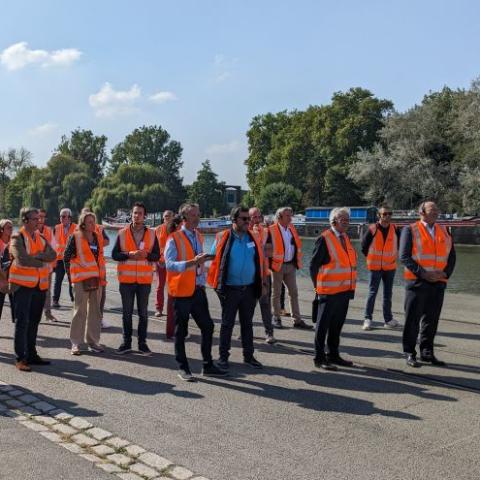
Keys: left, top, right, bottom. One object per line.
{"left": 362, "top": 319, "right": 373, "bottom": 331}
{"left": 265, "top": 334, "right": 276, "bottom": 344}
{"left": 101, "top": 319, "right": 111, "bottom": 329}
{"left": 384, "top": 319, "right": 401, "bottom": 329}
{"left": 71, "top": 344, "right": 81, "bottom": 356}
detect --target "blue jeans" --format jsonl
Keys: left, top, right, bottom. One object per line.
{"left": 364, "top": 269, "right": 396, "bottom": 322}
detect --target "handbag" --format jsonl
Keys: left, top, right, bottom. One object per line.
{"left": 82, "top": 276, "right": 99, "bottom": 291}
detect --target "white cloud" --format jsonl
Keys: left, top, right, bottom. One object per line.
{"left": 89, "top": 82, "right": 141, "bottom": 117}
{"left": 0, "top": 42, "right": 82, "bottom": 71}
{"left": 206, "top": 140, "right": 241, "bottom": 156}
{"left": 212, "top": 53, "right": 237, "bottom": 83}
{"left": 28, "top": 122, "right": 58, "bottom": 137}
{"left": 149, "top": 91, "right": 177, "bottom": 104}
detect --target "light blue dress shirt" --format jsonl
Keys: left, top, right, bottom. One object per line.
{"left": 211, "top": 230, "right": 256, "bottom": 286}
{"left": 165, "top": 226, "right": 206, "bottom": 286}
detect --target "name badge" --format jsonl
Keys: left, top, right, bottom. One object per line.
{"left": 247, "top": 242, "right": 255, "bottom": 248}
{"left": 139, "top": 241, "right": 145, "bottom": 249}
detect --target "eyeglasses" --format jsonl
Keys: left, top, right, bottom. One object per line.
{"left": 238, "top": 216, "right": 250, "bottom": 221}
{"left": 381, "top": 212, "right": 393, "bottom": 216}
{"left": 61, "top": 215, "right": 70, "bottom": 218}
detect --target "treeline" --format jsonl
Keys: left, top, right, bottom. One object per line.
{"left": 1, "top": 79, "right": 479, "bottom": 221}
{"left": 0, "top": 127, "right": 227, "bottom": 221}
{"left": 244, "top": 80, "right": 480, "bottom": 214}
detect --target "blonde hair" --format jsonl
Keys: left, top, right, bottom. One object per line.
{"left": 77, "top": 212, "right": 97, "bottom": 232}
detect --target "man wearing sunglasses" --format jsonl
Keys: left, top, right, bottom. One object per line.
{"left": 361, "top": 205, "right": 401, "bottom": 330}
{"left": 208, "top": 206, "right": 265, "bottom": 371}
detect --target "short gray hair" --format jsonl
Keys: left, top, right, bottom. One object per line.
{"left": 60, "top": 208, "right": 72, "bottom": 217}
{"left": 0, "top": 219, "right": 13, "bottom": 232}
{"left": 275, "top": 207, "right": 293, "bottom": 220}
{"left": 329, "top": 207, "right": 351, "bottom": 224}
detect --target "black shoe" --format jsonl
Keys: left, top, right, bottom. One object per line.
{"left": 327, "top": 355, "right": 354, "bottom": 367}
{"left": 115, "top": 343, "right": 132, "bottom": 355}
{"left": 406, "top": 354, "right": 420, "bottom": 368}
{"left": 202, "top": 363, "right": 229, "bottom": 377}
{"left": 217, "top": 358, "right": 230, "bottom": 371}
{"left": 177, "top": 368, "right": 196, "bottom": 382}
{"left": 52, "top": 301, "right": 60, "bottom": 309}
{"left": 272, "top": 317, "right": 283, "bottom": 329}
{"left": 138, "top": 344, "right": 152, "bottom": 356}
{"left": 244, "top": 357, "right": 263, "bottom": 369}
{"left": 293, "top": 320, "right": 313, "bottom": 330}
{"left": 314, "top": 359, "right": 338, "bottom": 371}
{"left": 28, "top": 357, "right": 51, "bottom": 366}
{"left": 420, "top": 354, "right": 446, "bottom": 366}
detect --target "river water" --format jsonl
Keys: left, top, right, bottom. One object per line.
{"left": 103, "top": 229, "right": 480, "bottom": 295}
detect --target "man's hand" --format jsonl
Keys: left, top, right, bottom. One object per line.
{"left": 194, "top": 253, "right": 210, "bottom": 265}
{"left": 423, "top": 270, "right": 446, "bottom": 282}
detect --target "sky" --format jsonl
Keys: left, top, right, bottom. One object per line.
{"left": 0, "top": 0, "right": 479, "bottom": 188}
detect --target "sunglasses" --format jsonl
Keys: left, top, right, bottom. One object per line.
{"left": 381, "top": 212, "right": 393, "bottom": 216}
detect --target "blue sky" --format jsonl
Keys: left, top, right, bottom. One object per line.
{"left": 0, "top": 0, "right": 479, "bottom": 187}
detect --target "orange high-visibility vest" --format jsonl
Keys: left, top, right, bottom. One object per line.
{"left": 269, "top": 223, "right": 302, "bottom": 272}
{"left": 9, "top": 227, "right": 49, "bottom": 290}
{"left": 316, "top": 229, "right": 357, "bottom": 295}
{"left": 166, "top": 230, "right": 204, "bottom": 297}
{"left": 155, "top": 223, "right": 169, "bottom": 262}
{"left": 249, "top": 224, "right": 270, "bottom": 276}
{"left": 117, "top": 226, "right": 155, "bottom": 284}
{"left": 207, "top": 229, "right": 264, "bottom": 289}
{"left": 404, "top": 221, "right": 451, "bottom": 283}
{"left": 54, "top": 223, "right": 77, "bottom": 261}
{"left": 69, "top": 231, "right": 106, "bottom": 285}
{"left": 366, "top": 223, "right": 397, "bottom": 271}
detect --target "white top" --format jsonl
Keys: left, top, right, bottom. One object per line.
{"left": 279, "top": 224, "right": 295, "bottom": 262}
{"left": 421, "top": 220, "right": 436, "bottom": 239}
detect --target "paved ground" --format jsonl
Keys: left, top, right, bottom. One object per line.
{"left": 0, "top": 261, "right": 479, "bottom": 480}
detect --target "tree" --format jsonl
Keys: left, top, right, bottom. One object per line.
{"left": 57, "top": 129, "right": 108, "bottom": 178}
{"left": 256, "top": 183, "right": 303, "bottom": 214}
{"left": 109, "top": 125, "right": 185, "bottom": 205}
{"left": 188, "top": 160, "right": 226, "bottom": 216}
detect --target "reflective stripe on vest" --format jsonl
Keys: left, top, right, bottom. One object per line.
{"left": 9, "top": 227, "right": 49, "bottom": 290}
{"left": 39, "top": 225, "right": 56, "bottom": 272}
{"left": 166, "top": 230, "right": 204, "bottom": 297}
{"left": 69, "top": 232, "right": 105, "bottom": 284}
{"left": 54, "top": 223, "right": 77, "bottom": 260}
{"left": 316, "top": 229, "right": 357, "bottom": 295}
{"left": 269, "top": 223, "right": 303, "bottom": 272}
{"left": 366, "top": 223, "right": 397, "bottom": 271}
{"left": 117, "top": 226, "right": 155, "bottom": 284}
{"left": 404, "top": 222, "right": 451, "bottom": 282}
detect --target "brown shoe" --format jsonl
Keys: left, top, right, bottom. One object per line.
{"left": 15, "top": 360, "right": 31, "bottom": 372}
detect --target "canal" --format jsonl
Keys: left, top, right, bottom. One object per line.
{"left": 103, "top": 230, "right": 480, "bottom": 296}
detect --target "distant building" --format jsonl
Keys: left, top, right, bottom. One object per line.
{"left": 223, "top": 185, "right": 246, "bottom": 209}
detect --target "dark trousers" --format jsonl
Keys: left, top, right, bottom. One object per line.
{"left": 13, "top": 286, "right": 46, "bottom": 362}
{"left": 364, "top": 269, "right": 396, "bottom": 322}
{"left": 119, "top": 282, "right": 151, "bottom": 345}
{"left": 280, "top": 282, "right": 286, "bottom": 310}
{"left": 314, "top": 291, "right": 351, "bottom": 361}
{"left": 0, "top": 292, "right": 15, "bottom": 322}
{"left": 259, "top": 276, "right": 273, "bottom": 335}
{"left": 173, "top": 287, "right": 214, "bottom": 370}
{"left": 402, "top": 282, "right": 446, "bottom": 356}
{"left": 219, "top": 285, "right": 257, "bottom": 361}
{"left": 53, "top": 260, "right": 74, "bottom": 302}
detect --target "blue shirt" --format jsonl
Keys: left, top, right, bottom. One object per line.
{"left": 211, "top": 230, "right": 256, "bottom": 286}
{"left": 165, "top": 226, "right": 206, "bottom": 287}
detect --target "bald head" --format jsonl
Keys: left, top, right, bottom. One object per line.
{"left": 249, "top": 207, "right": 262, "bottom": 226}
{"left": 419, "top": 201, "right": 439, "bottom": 225}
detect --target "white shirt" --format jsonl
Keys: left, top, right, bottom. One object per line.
{"left": 279, "top": 224, "right": 295, "bottom": 262}
{"left": 421, "top": 220, "right": 436, "bottom": 239}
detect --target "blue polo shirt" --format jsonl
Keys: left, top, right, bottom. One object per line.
{"left": 211, "top": 230, "right": 256, "bottom": 286}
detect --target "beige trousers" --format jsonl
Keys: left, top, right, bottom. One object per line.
{"left": 272, "top": 263, "right": 301, "bottom": 321}
{"left": 70, "top": 282, "right": 102, "bottom": 346}
{"left": 43, "top": 272, "right": 53, "bottom": 312}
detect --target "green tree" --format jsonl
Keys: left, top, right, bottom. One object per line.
{"left": 257, "top": 182, "right": 303, "bottom": 214}
{"left": 57, "top": 129, "right": 108, "bottom": 178}
{"left": 188, "top": 160, "right": 226, "bottom": 216}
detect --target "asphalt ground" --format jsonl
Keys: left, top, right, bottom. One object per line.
{"left": 0, "top": 261, "right": 479, "bottom": 480}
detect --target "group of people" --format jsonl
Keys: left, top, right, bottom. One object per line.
{"left": 0, "top": 199, "right": 455, "bottom": 380}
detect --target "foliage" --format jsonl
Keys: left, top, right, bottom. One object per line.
{"left": 187, "top": 160, "right": 226, "bottom": 216}
{"left": 256, "top": 182, "right": 303, "bottom": 214}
